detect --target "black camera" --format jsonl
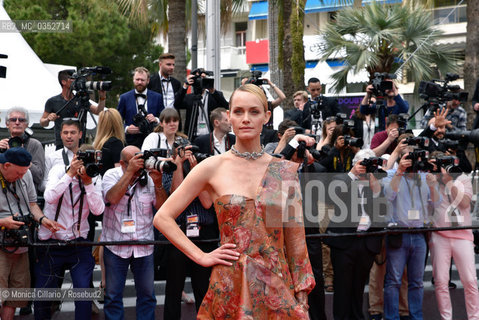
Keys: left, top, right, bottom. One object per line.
{"left": 191, "top": 68, "right": 214, "bottom": 95}
{"left": 406, "top": 150, "right": 431, "bottom": 173}
{"left": 440, "top": 139, "right": 459, "bottom": 151}
{"left": 344, "top": 135, "right": 363, "bottom": 148}
{"left": 371, "top": 72, "right": 397, "bottom": 97}
{"left": 419, "top": 73, "right": 468, "bottom": 106}
{"left": 173, "top": 136, "right": 210, "bottom": 163}
{"left": 334, "top": 113, "right": 348, "bottom": 124}
{"left": 405, "top": 136, "right": 429, "bottom": 149}
{"left": 434, "top": 155, "right": 460, "bottom": 173}
{"left": 132, "top": 105, "right": 157, "bottom": 136}
{"left": 445, "top": 130, "right": 479, "bottom": 146}
{"left": 293, "top": 126, "right": 305, "bottom": 134}
{"left": 282, "top": 140, "right": 325, "bottom": 162}
{"left": 0, "top": 128, "right": 33, "bottom": 153}
{"left": 71, "top": 66, "right": 112, "bottom": 94}
{"left": 360, "top": 157, "right": 385, "bottom": 173}
{"left": 247, "top": 70, "right": 268, "bottom": 87}
{"left": 141, "top": 149, "right": 177, "bottom": 174}
{"left": 310, "top": 96, "right": 325, "bottom": 119}
{"left": 0, "top": 214, "right": 35, "bottom": 251}
{"left": 77, "top": 150, "right": 103, "bottom": 177}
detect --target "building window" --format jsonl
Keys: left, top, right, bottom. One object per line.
{"left": 235, "top": 22, "right": 247, "bottom": 54}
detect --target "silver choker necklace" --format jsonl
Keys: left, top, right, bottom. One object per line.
{"left": 231, "top": 145, "right": 265, "bottom": 160}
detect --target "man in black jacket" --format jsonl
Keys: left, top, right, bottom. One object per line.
{"left": 148, "top": 53, "right": 187, "bottom": 109}
{"left": 179, "top": 69, "right": 229, "bottom": 141}
{"left": 194, "top": 108, "right": 235, "bottom": 156}
{"left": 324, "top": 149, "right": 384, "bottom": 320}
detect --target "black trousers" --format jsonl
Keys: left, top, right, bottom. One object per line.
{"left": 306, "top": 238, "right": 327, "bottom": 320}
{"left": 163, "top": 224, "right": 218, "bottom": 320}
{"left": 330, "top": 239, "right": 376, "bottom": 320}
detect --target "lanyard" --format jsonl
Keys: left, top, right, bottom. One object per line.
{"left": 0, "top": 173, "right": 25, "bottom": 217}
{"left": 126, "top": 185, "right": 137, "bottom": 218}
{"left": 161, "top": 79, "right": 170, "bottom": 107}
{"left": 404, "top": 176, "right": 427, "bottom": 220}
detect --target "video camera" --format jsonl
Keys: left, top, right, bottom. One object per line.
{"left": 371, "top": 72, "right": 397, "bottom": 97}
{"left": 246, "top": 70, "right": 268, "bottom": 87}
{"left": 397, "top": 113, "right": 411, "bottom": 135}
{"left": 76, "top": 150, "right": 103, "bottom": 177}
{"left": 173, "top": 136, "right": 210, "bottom": 163}
{"left": 70, "top": 66, "right": 112, "bottom": 95}
{"left": 0, "top": 214, "right": 35, "bottom": 252}
{"left": 191, "top": 68, "right": 214, "bottom": 95}
{"left": 360, "top": 157, "right": 386, "bottom": 173}
{"left": 419, "top": 73, "right": 468, "bottom": 107}
{"left": 310, "top": 95, "right": 325, "bottom": 119}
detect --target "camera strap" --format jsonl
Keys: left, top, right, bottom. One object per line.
{"left": 126, "top": 186, "right": 137, "bottom": 218}
{"left": 0, "top": 173, "right": 25, "bottom": 218}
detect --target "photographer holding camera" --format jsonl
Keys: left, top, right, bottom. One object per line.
{"left": 118, "top": 67, "right": 165, "bottom": 148}
{"left": 101, "top": 145, "right": 167, "bottom": 319}
{"left": 301, "top": 78, "right": 340, "bottom": 132}
{"left": 370, "top": 114, "right": 403, "bottom": 157}
{"left": 0, "top": 107, "right": 45, "bottom": 192}
{"left": 382, "top": 147, "right": 441, "bottom": 319}
{"left": 360, "top": 75, "right": 409, "bottom": 132}
{"left": 324, "top": 149, "right": 384, "bottom": 320}
{"left": 34, "top": 144, "right": 104, "bottom": 320}
{"left": 180, "top": 68, "right": 229, "bottom": 141}
{"left": 41, "top": 69, "right": 107, "bottom": 150}
{"left": 318, "top": 124, "right": 361, "bottom": 173}
{"left": 427, "top": 152, "right": 479, "bottom": 319}
{"left": 420, "top": 91, "right": 467, "bottom": 132}
{"left": 0, "top": 148, "right": 62, "bottom": 320}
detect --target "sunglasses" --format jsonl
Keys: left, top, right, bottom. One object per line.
{"left": 8, "top": 117, "right": 27, "bottom": 123}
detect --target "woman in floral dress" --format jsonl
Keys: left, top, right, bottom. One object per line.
{"left": 154, "top": 84, "right": 315, "bottom": 319}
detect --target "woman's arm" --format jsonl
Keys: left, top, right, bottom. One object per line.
{"left": 154, "top": 157, "right": 239, "bottom": 267}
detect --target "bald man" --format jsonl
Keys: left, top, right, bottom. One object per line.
{"left": 101, "top": 146, "right": 167, "bottom": 320}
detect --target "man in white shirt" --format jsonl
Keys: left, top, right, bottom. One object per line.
{"left": 101, "top": 145, "right": 167, "bottom": 320}
{"left": 34, "top": 144, "right": 104, "bottom": 320}
{"left": 43, "top": 119, "right": 83, "bottom": 191}
{"left": 193, "top": 108, "right": 235, "bottom": 155}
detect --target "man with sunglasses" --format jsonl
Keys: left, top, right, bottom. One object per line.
{"left": 40, "top": 69, "right": 106, "bottom": 150}
{"left": 0, "top": 107, "right": 44, "bottom": 194}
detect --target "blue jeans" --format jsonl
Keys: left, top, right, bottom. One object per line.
{"left": 34, "top": 240, "right": 94, "bottom": 320}
{"left": 384, "top": 233, "right": 427, "bottom": 320}
{"left": 103, "top": 247, "right": 156, "bottom": 320}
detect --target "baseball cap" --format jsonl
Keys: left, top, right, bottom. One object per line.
{"left": 0, "top": 147, "right": 32, "bottom": 167}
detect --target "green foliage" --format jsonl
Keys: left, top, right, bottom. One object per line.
{"left": 320, "top": 1, "right": 458, "bottom": 93}
{"left": 4, "top": 0, "right": 163, "bottom": 106}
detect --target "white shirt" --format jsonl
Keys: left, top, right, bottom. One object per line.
{"left": 362, "top": 118, "right": 374, "bottom": 150}
{"left": 40, "top": 164, "right": 104, "bottom": 241}
{"left": 141, "top": 132, "right": 173, "bottom": 155}
{"left": 134, "top": 88, "right": 148, "bottom": 112}
{"left": 42, "top": 147, "right": 75, "bottom": 191}
{"left": 160, "top": 74, "right": 175, "bottom": 108}
{"left": 196, "top": 91, "right": 210, "bottom": 136}
{"left": 101, "top": 167, "right": 156, "bottom": 259}
{"left": 213, "top": 133, "right": 226, "bottom": 155}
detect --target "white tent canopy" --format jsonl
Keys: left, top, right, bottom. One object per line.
{"left": 0, "top": 4, "right": 98, "bottom": 129}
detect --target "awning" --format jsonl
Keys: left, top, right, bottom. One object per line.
{"left": 248, "top": 1, "right": 268, "bottom": 21}
{"left": 250, "top": 64, "right": 269, "bottom": 73}
{"left": 306, "top": 0, "right": 402, "bottom": 13}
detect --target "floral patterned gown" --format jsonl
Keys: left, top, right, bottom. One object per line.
{"left": 197, "top": 158, "right": 316, "bottom": 319}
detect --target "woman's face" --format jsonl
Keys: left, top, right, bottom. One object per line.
{"left": 161, "top": 118, "right": 179, "bottom": 136}
{"left": 326, "top": 122, "right": 336, "bottom": 137}
{"left": 228, "top": 91, "right": 270, "bottom": 139}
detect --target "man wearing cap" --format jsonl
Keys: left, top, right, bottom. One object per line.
{"left": 40, "top": 69, "right": 107, "bottom": 149}
{"left": 0, "top": 148, "right": 63, "bottom": 320}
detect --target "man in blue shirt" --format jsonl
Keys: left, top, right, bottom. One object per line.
{"left": 360, "top": 81, "right": 409, "bottom": 132}
{"left": 382, "top": 153, "right": 440, "bottom": 320}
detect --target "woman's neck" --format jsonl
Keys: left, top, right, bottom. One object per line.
{"left": 233, "top": 138, "right": 262, "bottom": 153}
{"left": 164, "top": 132, "right": 175, "bottom": 145}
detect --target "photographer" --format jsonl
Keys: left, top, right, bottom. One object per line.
{"left": 284, "top": 91, "right": 309, "bottom": 127}
{"left": 382, "top": 149, "right": 441, "bottom": 319}
{"left": 41, "top": 69, "right": 107, "bottom": 149}
{"left": 324, "top": 149, "right": 383, "bottom": 320}
{"left": 264, "top": 119, "right": 298, "bottom": 155}
{"left": 180, "top": 68, "right": 229, "bottom": 141}
{"left": 161, "top": 139, "right": 219, "bottom": 319}
{"left": 0, "top": 107, "right": 45, "bottom": 193}
{"left": 117, "top": 67, "right": 165, "bottom": 148}
{"left": 370, "top": 114, "right": 401, "bottom": 157}
{"left": 101, "top": 145, "right": 167, "bottom": 320}
{"left": 420, "top": 94, "right": 467, "bottom": 132}
{"left": 418, "top": 108, "right": 472, "bottom": 173}
{"left": 427, "top": 152, "right": 479, "bottom": 319}
{"left": 0, "top": 148, "right": 62, "bottom": 320}
{"left": 34, "top": 144, "right": 104, "bottom": 320}
{"left": 360, "top": 78, "right": 409, "bottom": 132}
{"left": 318, "top": 124, "right": 361, "bottom": 173}
{"left": 301, "top": 78, "right": 340, "bottom": 132}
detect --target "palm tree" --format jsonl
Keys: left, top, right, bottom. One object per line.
{"left": 319, "top": 1, "right": 457, "bottom": 93}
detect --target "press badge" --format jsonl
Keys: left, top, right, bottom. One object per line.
{"left": 121, "top": 219, "right": 136, "bottom": 233}
{"left": 357, "top": 215, "right": 371, "bottom": 232}
{"left": 186, "top": 214, "right": 200, "bottom": 238}
{"left": 408, "top": 210, "right": 420, "bottom": 221}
